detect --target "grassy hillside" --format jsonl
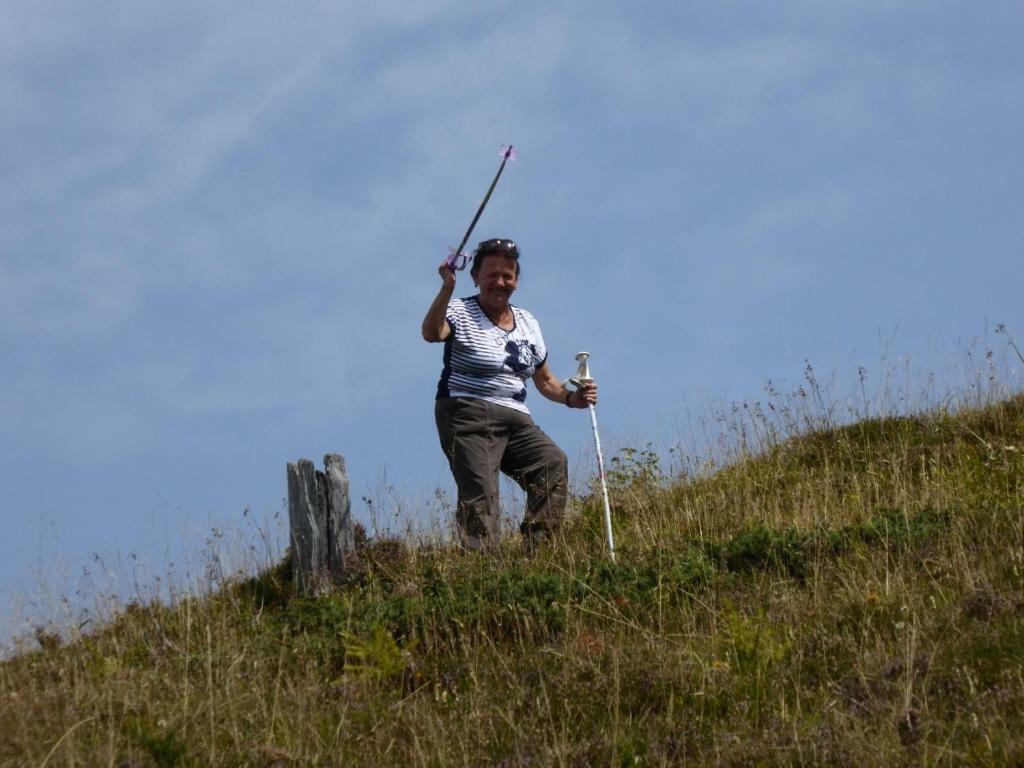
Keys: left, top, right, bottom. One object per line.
{"left": 3, "top": 394, "right": 1023, "bottom": 766}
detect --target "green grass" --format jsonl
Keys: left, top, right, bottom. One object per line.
{"left": 2, "top": 394, "right": 1023, "bottom": 766}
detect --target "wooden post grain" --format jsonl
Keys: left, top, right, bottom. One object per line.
{"left": 286, "top": 454, "right": 352, "bottom": 594}
{"left": 323, "top": 453, "right": 353, "bottom": 577}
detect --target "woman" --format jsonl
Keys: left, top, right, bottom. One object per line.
{"left": 422, "top": 238, "right": 598, "bottom": 551}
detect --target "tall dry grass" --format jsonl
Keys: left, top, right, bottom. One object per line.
{"left": 2, "top": 358, "right": 1023, "bottom": 766}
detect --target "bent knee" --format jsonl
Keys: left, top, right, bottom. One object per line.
{"left": 552, "top": 446, "right": 568, "bottom": 472}
{"left": 544, "top": 445, "right": 568, "bottom": 482}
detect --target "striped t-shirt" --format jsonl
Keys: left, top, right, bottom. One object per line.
{"left": 436, "top": 296, "right": 548, "bottom": 414}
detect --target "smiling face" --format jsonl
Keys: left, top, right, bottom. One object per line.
{"left": 472, "top": 253, "right": 519, "bottom": 314}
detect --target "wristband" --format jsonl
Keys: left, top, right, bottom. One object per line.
{"left": 564, "top": 390, "right": 574, "bottom": 407}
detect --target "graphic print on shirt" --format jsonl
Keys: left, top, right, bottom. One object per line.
{"left": 504, "top": 339, "right": 541, "bottom": 375}
{"left": 437, "top": 297, "right": 547, "bottom": 414}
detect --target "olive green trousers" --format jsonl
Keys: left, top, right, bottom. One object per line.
{"left": 435, "top": 397, "right": 568, "bottom": 551}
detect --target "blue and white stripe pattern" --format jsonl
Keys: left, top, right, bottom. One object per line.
{"left": 436, "top": 297, "right": 548, "bottom": 414}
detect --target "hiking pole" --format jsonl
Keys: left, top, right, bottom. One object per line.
{"left": 446, "top": 145, "right": 517, "bottom": 271}
{"left": 570, "top": 351, "right": 616, "bottom": 562}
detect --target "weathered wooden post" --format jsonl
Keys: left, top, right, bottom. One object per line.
{"left": 322, "top": 453, "right": 354, "bottom": 574}
{"left": 286, "top": 453, "right": 353, "bottom": 594}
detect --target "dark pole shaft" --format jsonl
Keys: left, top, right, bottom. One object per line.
{"left": 454, "top": 145, "right": 514, "bottom": 257}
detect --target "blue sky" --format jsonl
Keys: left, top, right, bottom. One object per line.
{"left": 3, "top": 2, "right": 1022, "bottom": 645}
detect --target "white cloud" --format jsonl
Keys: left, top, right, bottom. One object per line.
{"left": 1, "top": 2, "right": 574, "bottom": 344}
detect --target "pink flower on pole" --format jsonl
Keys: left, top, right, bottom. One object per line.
{"left": 499, "top": 144, "right": 518, "bottom": 161}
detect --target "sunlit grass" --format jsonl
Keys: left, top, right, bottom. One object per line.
{"left": 2, "top": 362, "right": 1023, "bottom": 766}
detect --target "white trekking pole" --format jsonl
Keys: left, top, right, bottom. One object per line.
{"left": 570, "top": 352, "right": 616, "bottom": 562}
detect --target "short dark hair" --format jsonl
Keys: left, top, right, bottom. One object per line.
{"left": 470, "top": 238, "right": 521, "bottom": 278}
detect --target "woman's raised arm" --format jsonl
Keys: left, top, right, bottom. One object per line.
{"left": 422, "top": 260, "right": 456, "bottom": 342}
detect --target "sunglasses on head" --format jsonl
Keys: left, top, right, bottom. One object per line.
{"left": 476, "top": 239, "right": 519, "bottom": 257}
